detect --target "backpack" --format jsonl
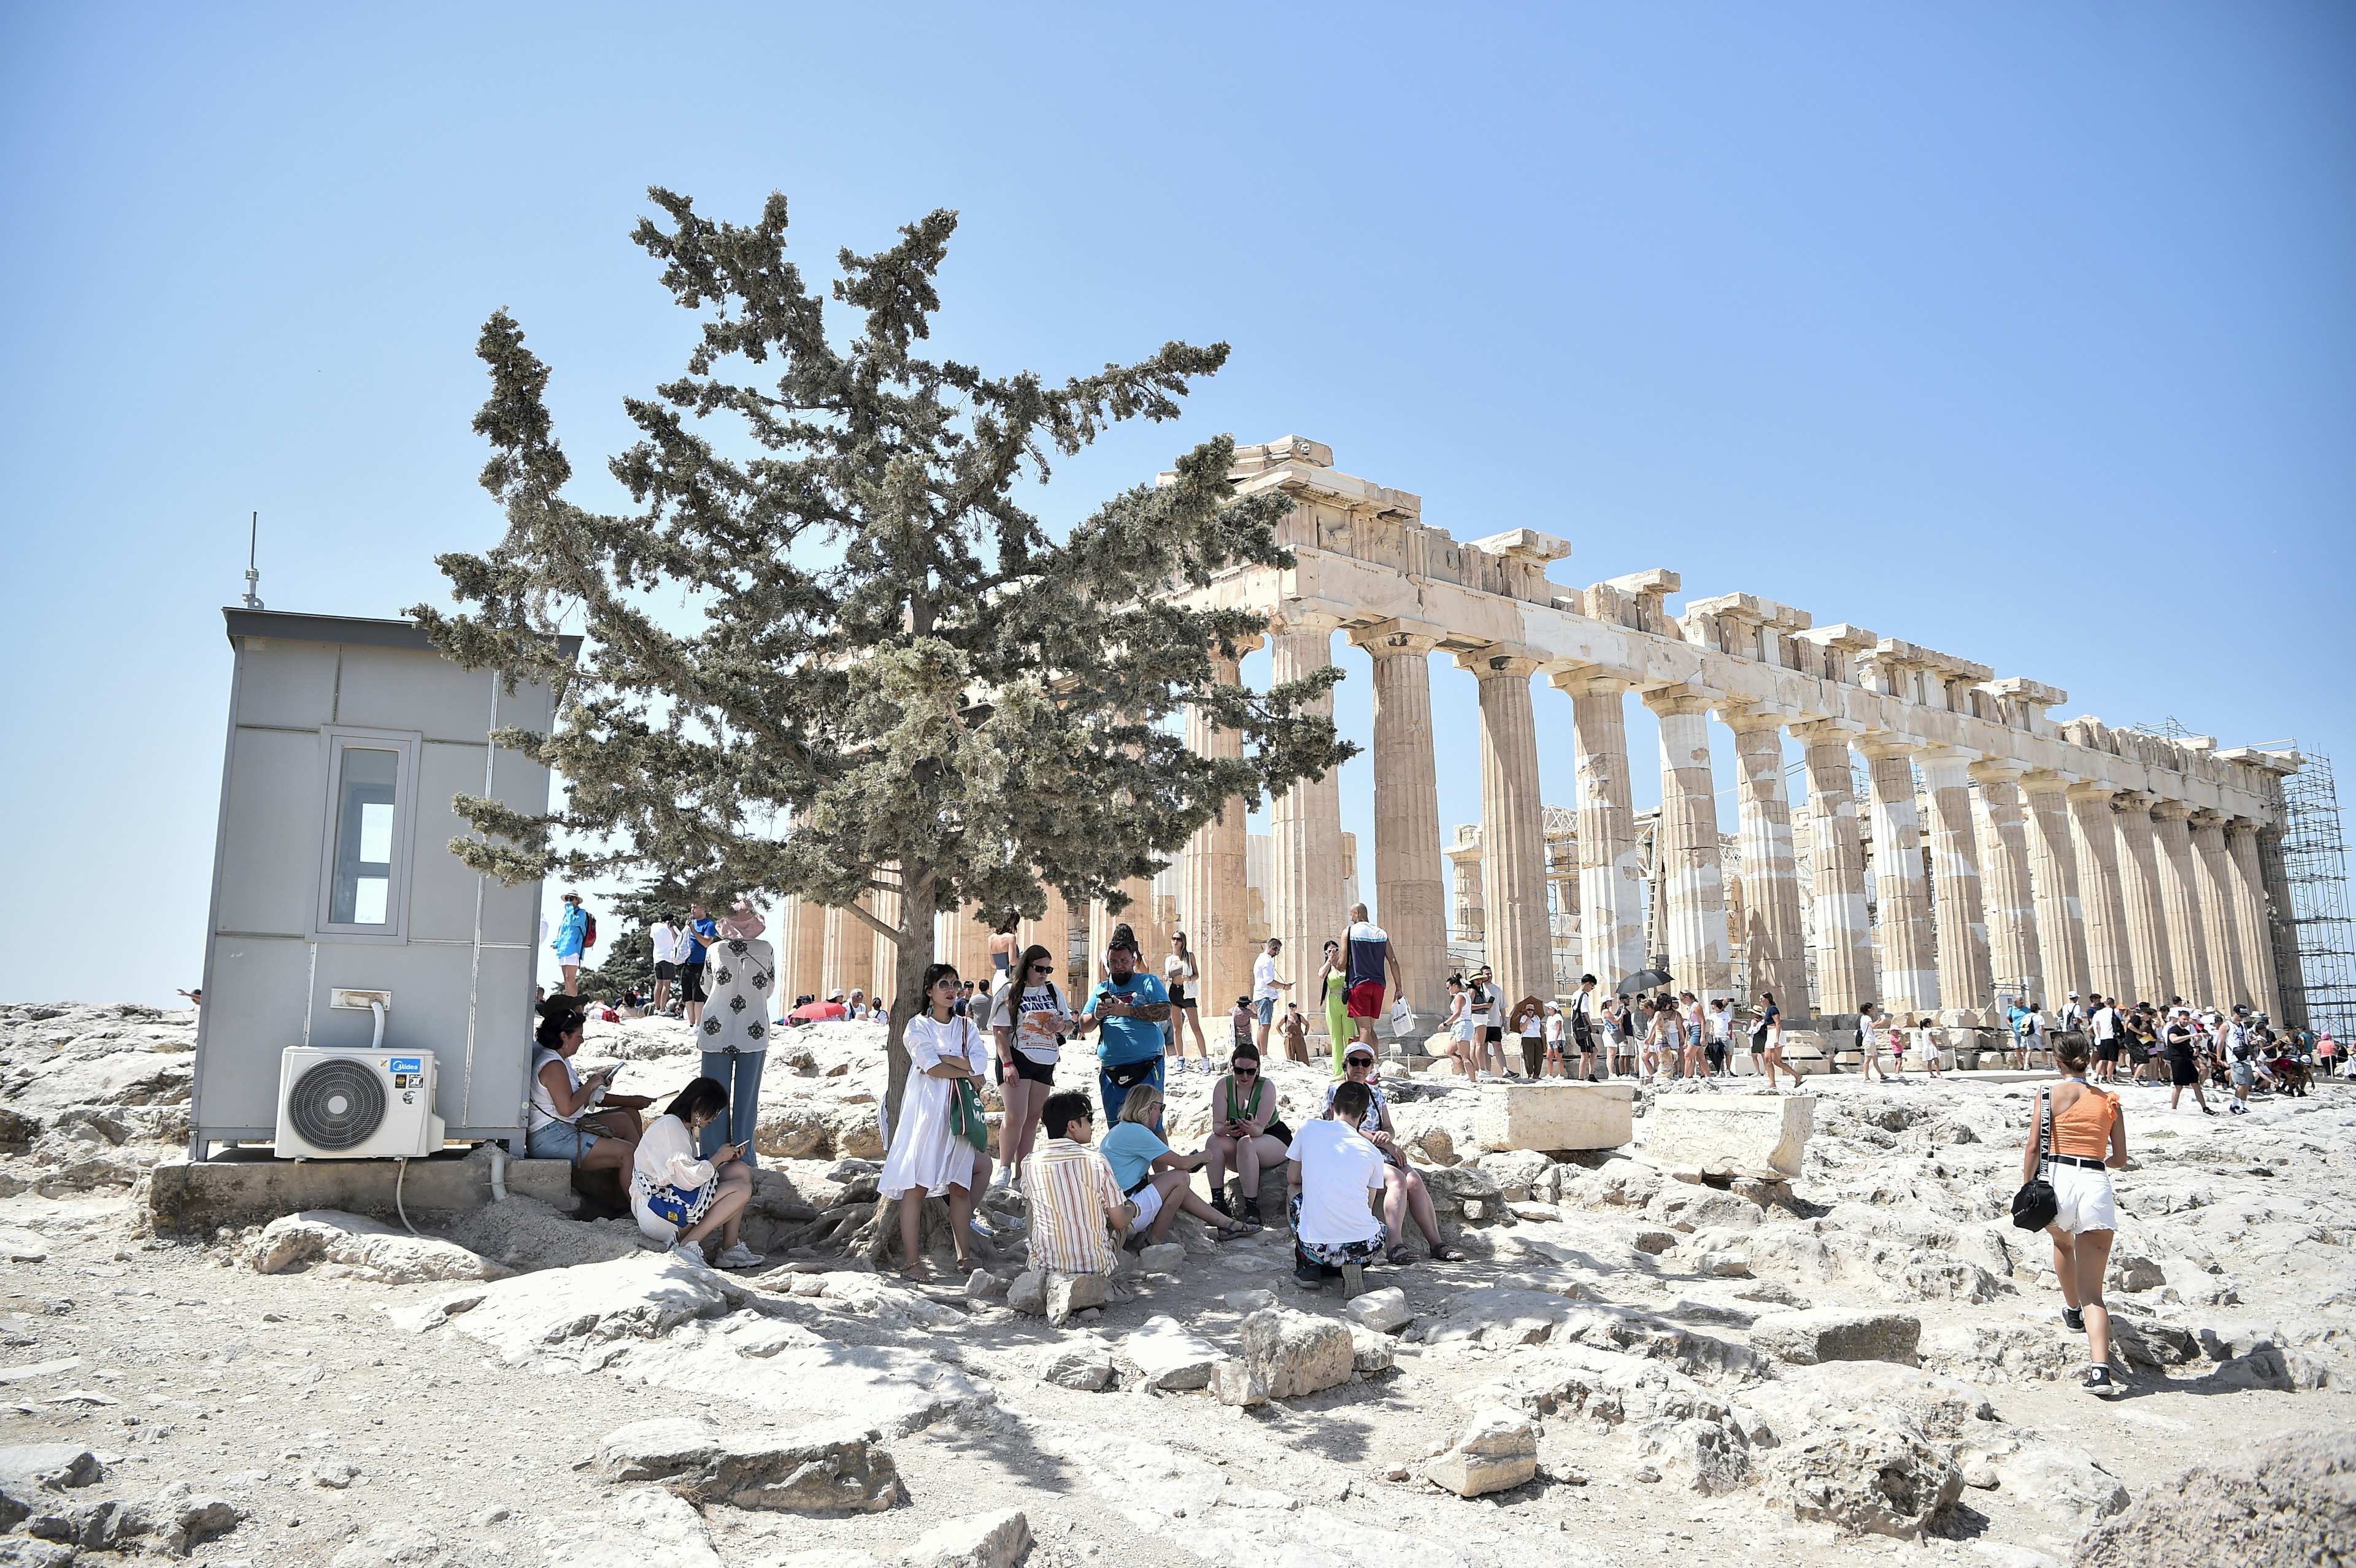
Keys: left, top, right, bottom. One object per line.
{"left": 582, "top": 912, "right": 598, "bottom": 948}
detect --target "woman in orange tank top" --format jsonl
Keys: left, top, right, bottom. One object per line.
{"left": 2021, "top": 1033, "right": 2130, "bottom": 1396}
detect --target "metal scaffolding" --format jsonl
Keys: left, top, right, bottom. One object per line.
{"left": 2276, "top": 748, "right": 2356, "bottom": 1040}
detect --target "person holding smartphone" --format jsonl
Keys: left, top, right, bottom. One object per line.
{"left": 990, "top": 942, "right": 1071, "bottom": 1188}
{"left": 629, "top": 1076, "right": 760, "bottom": 1269}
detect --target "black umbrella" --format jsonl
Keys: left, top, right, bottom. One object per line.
{"left": 1615, "top": 968, "right": 1674, "bottom": 996}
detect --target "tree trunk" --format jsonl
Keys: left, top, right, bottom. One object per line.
{"left": 882, "top": 866, "right": 939, "bottom": 1140}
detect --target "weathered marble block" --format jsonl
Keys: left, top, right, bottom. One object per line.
{"left": 1472, "top": 1082, "right": 1633, "bottom": 1153}
{"left": 1647, "top": 1094, "right": 1814, "bottom": 1179}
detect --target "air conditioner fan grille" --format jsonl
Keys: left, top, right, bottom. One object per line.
{"left": 287, "top": 1058, "right": 385, "bottom": 1150}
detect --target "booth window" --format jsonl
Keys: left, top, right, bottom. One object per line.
{"left": 312, "top": 728, "right": 421, "bottom": 942}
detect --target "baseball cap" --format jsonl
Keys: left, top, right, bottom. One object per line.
{"left": 1344, "top": 1042, "right": 1377, "bottom": 1061}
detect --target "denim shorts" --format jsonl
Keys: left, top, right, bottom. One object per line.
{"left": 526, "top": 1120, "right": 599, "bottom": 1160}
{"left": 1255, "top": 997, "right": 1276, "bottom": 1027}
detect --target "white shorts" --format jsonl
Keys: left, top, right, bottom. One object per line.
{"left": 1129, "top": 1182, "right": 1164, "bottom": 1229}
{"left": 2051, "top": 1163, "right": 2117, "bottom": 1235}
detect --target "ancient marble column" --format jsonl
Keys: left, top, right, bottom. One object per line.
{"left": 789, "top": 894, "right": 828, "bottom": 1008}
{"left": 1967, "top": 760, "right": 2043, "bottom": 1004}
{"left": 1726, "top": 713, "right": 1808, "bottom": 1008}
{"left": 1644, "top": 688, "right": 1732, "bottom": 997}
{"left": 2066, "top": 783, "right": 2135, "bottom": 1002}
{"left": 868, "top": 873, "right": 903, "bottom": 1011}
{"left": 2189, "top": 811, "right": 2246, "bottom": 1008}
{"left": 2225, "top": 820, "right": 2281, "bottom": 1019}
{"left": 2021, "top": 772, "right": 2090, "bottom": 1002}
{"left": 1353, "top": 624, "right": 1448, "bottom": 1018}
{"left": 2257, "top": 826, "right": 2306, "bottom": 1025}
{"left": 1020, "top": 884, "right": 1073, "bottom": 990}
{"left": 1861, "top": 740, "right": 1938, "bottom": 1015}
{"left": 1793, "top": 720, "right": 1874, "bottom": 1017}
{"left": 2109, "top": 795, "right": 2174, "bottom": 1006}
{"left": 2149, "top": 800, "right": 2211, "bottom": 1006}
{"left": 1182, "top": 642, "right": 1258, "bottom": 1021}
{"left": 1919, "top": 748, "right": 1993, "bottom": 1018}
{"left": 1446, "top": 836, "right": 1485, "bottom": 944}
{"left": 1461, "top": 649, "right": 1553, "bottom": 1007}
{"left": 822, "top": 899, "right": 873, "bottom": 1003}
{"left": 1267, "top": 613, "right": 1347, "bottom": 990}
{"left": 1556, "top": 671, "right": 1646, "bottom": 991}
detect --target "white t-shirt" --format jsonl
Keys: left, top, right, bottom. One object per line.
{"left": 1291, "top": 1119, "right": 1386, "bottom": 1248}
{"left": 1253, "top": 951, "right": 1281, "bottom": 1002}
{"left": 649, "top": 922, "right": 678, "bottom": 966}
{"left": 2093, "top": 1006, "right": 2121, "bottom": 1042}
{"left": 990, "top": 979, "right": 1071, "bottom": 1064}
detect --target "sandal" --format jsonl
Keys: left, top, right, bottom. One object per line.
{"left": 1431, "top": 1245, "right": 1468, "bottom": 1262}
{"left": 1212, "top": 1220, "right": 1253, "bottom": 1242}
{"left": 1385, "top": 1245, "right": 1417, "bottom": 1266}
{"left": 952, "top": 1255, "right": 981, "bottom": 1274}
{"left": 901, "top": 1262, "right": 937, "bottom": 1284}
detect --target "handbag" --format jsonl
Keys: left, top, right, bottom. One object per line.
{"left": 2009, "top": 1088, "right": 2058, "bottom": 1231}
{"left": 945, "top": 1018, "right": 990, "bottom": 1152}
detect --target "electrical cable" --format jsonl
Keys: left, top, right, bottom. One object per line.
{"left": 395, "top": 1156, "right": 417, "bottom": 1236}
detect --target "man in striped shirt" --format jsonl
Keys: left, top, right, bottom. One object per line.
{"left": 1020, "top": 1090, "right": 1133, "bottom": 1277}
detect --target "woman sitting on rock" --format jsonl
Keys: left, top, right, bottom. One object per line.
{"left": 880, "top": 961, "right": 990, "bottom": 1281}
{"left": 1102, "top": 1085, "right": 1253, "bottom": 1246}
{"left": 2022, "top": 1033, "right": 2129, "bottom": 1396}
{"left": 525, "top": 1001, "right": 644, "bottom": 1179}
{"left": 630, "top": 1076, "right": 762, "bottom": 1269}
{"left": 1204, "top": 1044, "right": 1292, "bottom": 1226}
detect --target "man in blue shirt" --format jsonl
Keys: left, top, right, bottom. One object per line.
{"left": 1077, "top": 924, "right": 1172, "bottom": 1127}
{"left": 679, "top": 902, "right": 719, "bottom": 1030}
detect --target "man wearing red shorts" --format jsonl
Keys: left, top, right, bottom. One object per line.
{"left": 1341, "top": 902, "right": 1408, "bottom": 1059}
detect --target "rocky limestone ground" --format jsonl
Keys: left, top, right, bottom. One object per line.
{"left": 1, "top": 1000, "right": 2352, "bottom": 1567}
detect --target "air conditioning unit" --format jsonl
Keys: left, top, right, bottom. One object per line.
{"left": 275, "top": 1048, "right": 445, "bottom": 1159}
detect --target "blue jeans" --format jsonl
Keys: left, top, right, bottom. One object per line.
{"left": 698, "top": 1049, "right": 766, "bottom": 1169}
{"left": 1099, "top": 1056, "right": 1165, "bottom": 1129}
{"left": 526, "top": 1120, "right": 599, "bottom": 1160}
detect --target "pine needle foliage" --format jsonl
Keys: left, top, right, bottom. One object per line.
{"left": 410, "top": 188, "right": 1354, "bottom": 1114}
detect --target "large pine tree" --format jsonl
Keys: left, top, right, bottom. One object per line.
{"left": 412, "top": 188, "right": 1352, "bottom": 1118}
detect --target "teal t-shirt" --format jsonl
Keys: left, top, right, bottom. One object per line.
{"left": 1099, "top": 1121, "right": 1168, "bottom": 1193}
{"left": 1090, "top": 971, "right": 1171, "bottom": 1066}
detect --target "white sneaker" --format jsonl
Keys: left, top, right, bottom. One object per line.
{"left": 670, "top": 1240, "right": 707, "bottom": 1267}
{"left": 715, "top": 1242, "right": 765, "bottom": 1270}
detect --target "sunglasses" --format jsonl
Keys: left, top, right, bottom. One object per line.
{"left": 1030, "top": 963, "right": 1054, "bottom": 974}
{"left": 1233, "top": 1064, "right": 1258, "bottom": 1077}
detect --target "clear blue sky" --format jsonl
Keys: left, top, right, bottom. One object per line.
{"left": 4, "top": 3, "right": 2350, "bottom": 1006}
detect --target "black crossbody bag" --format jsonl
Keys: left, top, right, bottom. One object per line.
{"left": 2009, "top": 1087, "right": 2058, "bottom": 1231}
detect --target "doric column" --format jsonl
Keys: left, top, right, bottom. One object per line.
{"left": 1643, "top": 687, "right": 1732, "bottom": 997}
{"left": 1020, "top": 885, "right": 1072, "bottom": 991}
{"left": 1861, "top": 739, "right": 1938, "bottom": 1015}
{"left": 1459, "top": 648, "right": 1552, "bottom": 1007}
{"left": 1793, "top": 720, "right": 1874, "bottom": 1017}
{"left": 823, "top": 899, "right": 873, "bottom": 1002}
{"left": 1968, "top": 759, "right": 2042, "bottom": 1005}
{"left": 1352, "top": 623, "right": 1448, "bottom": 1019}
{"left": 1446, "top": 836, "right": 1484, "bottom": 943}
{"left": 2189, "top": 811, "right": 2244, "bottom": 1008}
{"left": 1182, "top": 640, "right": 1260, "bottom": 1021}
{"left": 1267, "top": 613, "right": 1347, "bottom": 990}
{"left": 1920, "top": 748, "right": 1992, "bottom": 1017}
{"left": 868, "top": 872, "right": 903, "bottom": 1011}
{"left": 2109, "top": 795, "right": 2173, "bottom": 1005}
{"left": 2066, "top": 783, "right": 2135, "bottom": 1002}
{"left": 2021, "top": 772, "right": 2090, "bottom": 1002}
{"left": 1725, "top": 713, "right": 1807, "bottom": 1008}
{"left": 1555, "top": 671, "right": 1646, "bottom": 991}
{"left": 2225, "top": 820, "right": 2281, "bottom": 1018}
{"left": 2149, "top": 800, "right": 2210, "bottom": 1006}
{"left": 788, "top": 894, "right": 828, "bottom": 1007}
{"left": 2257, "top": 824, "right": 2305, "bottom": 1026}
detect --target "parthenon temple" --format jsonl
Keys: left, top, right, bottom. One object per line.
{"left": 781, "top": 437, "right": 2304, "bottom": 1035}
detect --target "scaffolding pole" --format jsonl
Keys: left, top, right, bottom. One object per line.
{"left": 2276, "top": 748, "right": 2356, "bottom": 1040}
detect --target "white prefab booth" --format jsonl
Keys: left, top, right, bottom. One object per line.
{"left": 188, "top": 609, "right": 574, "bottom": 1159}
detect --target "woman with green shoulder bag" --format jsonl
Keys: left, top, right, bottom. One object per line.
{"left": 881, "top": 961, "right": 992, "bottom": 1280}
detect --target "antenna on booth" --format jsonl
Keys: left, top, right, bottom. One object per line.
{"left": 242, "top": 511, "right": 265, "bottom": 609}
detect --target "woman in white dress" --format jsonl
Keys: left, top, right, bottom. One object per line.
{"left": 1440, "top": 975, "right": 1477, "bottom": 1079}
{"left": 882, "top": 962, "right": 991, "bottom": 1280}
